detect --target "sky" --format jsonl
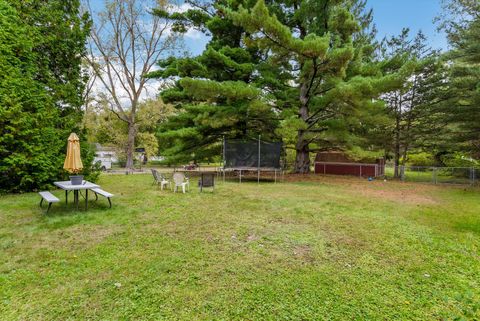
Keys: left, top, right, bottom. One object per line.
{"left": 185, "top": 0, "right": 449, "bottom": 55}
{"left": 86, "top": 0, "right": 449, "bottom": 105}
{"left": 367, "top": 0, "right": 448, "bottom": 51}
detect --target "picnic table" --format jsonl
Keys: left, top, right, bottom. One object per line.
{"left": 54, "top": 180, "right": 99, "bottom": 210}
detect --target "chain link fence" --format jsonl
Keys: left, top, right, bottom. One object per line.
{"left": 385, "top": 165, "right": 478, "bottom": 186}
{"left": 305, "top": 161, "right": 479, "bottom": 186}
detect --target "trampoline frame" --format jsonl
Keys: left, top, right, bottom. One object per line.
{"left": 221, "top": 136, "right": 283, "bottom": 183}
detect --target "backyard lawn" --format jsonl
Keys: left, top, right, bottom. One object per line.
{"left": 1, "top": 174, "right": 480, "bottom": 320}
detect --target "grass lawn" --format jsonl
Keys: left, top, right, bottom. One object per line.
{"left": 1, "top": 174, "right": 480, "bottom": 320}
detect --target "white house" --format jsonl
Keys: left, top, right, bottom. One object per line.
{"left": 93, "top": 144, "right": 118, "bottom": 170}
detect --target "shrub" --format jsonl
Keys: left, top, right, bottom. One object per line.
{"left": 0, "top": 1, "right": 90, "bottom": 193}
{"left": 406, "top": 152, "right": 436, "bottom": 167}
{"left": 441, "top": 153, "right": 479, "bottom": 168}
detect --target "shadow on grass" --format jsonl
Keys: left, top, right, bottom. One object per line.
{"left": 39, "top": 201, "right": 116, "bottom": 230}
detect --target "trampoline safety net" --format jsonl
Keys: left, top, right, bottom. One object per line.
{"left": 224, "top": 140, "right": 282, "bottom": 169}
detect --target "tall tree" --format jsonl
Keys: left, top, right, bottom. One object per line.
{"left": 10, "top": 0, "right": 91, "bottom": 116}
{"left": 438, "top": 0, "right": 480, "bottom": 157}
{"left": 0, "top": 0, "right": 91, "bottom": 192}
{"left": 380, "top": 29, "right": 445, "bottom": 177}
{"left": 149, "top": 0, "right": 278, "bottom": 164}
{"left": 151, "top": 0, "right": 406, "bottom": 170}
{"left": 84, "top": 0, "right": 180, "bottom": 169}
{"left": 230, "top": 0, "right": 410, "bottom": 173}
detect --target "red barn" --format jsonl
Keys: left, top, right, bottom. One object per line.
{"left": 314, "top": 151, "right": 385, "bottom": 177}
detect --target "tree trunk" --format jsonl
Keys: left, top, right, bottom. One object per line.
{"left": 294, "top": 81, "right": 311, "bottom": 174}
{"left": 125, "top": 122, "right": 137, "bottom": 169}
{"left": 401, "top": 115, "right": 413, "bottom": 167}
{"left": 294, "top": 132, "right": 310, "bottom": 173}
{"left": 393, "top": 114, "right": 401, "bottom": 178}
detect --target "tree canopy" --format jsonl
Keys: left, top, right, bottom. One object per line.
{"left": 148, "top": 0, "right": 278, "bottom": 164}
{"left": 439, "top": 0, "right": 480, "bottom": 157}
{"left": 150, "top": 0, "right": 409, "bottom": 171}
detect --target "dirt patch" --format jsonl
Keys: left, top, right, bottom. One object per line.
{"left": 35, "top": 224, "right": 121, "bottom": 251}
{"left": 293, "top": 244, "right": 314, "bottom": 263}
{"left": 357, "top": 186, "right": 438, "bottom": 205}
{"left": 283, "top": 174, "right": 441, "bottom": 205}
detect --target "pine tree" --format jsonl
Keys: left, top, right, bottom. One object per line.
{"left": 149, "top": 0, "right": 278, "bottom": 164}
{"left": 229, "top": 0, "right": 411, "bottom": 173}
{"left": 379, "top": 29, "right": 445, "bottom": 176}
{"left": 439, "top": 0, "right": 480, "bottom": 157}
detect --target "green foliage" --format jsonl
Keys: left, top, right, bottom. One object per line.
{"left": 345, "top": 146, "right": 383, "bottom": 163}
{"left": 228, "top": 0, "right": 405, "bottom": 172}
{"left": 150, "top": 0, "right": 279, "bottom": 164}
{"left": 9, "top": 0, "right": 91, "bottom": 114}
{"left": 79, "top": 139, "right": 101, "bottom": 183}
{"left": 438, "top": 0, "right": 480, "bottom": 157}
{"left": 152, "top": 0, "right": 410, "bottom": 170}
{"left": 441, "top": 152, "right": 479, "bottom": 168}
{"left": 378, "top": 29, "right": 445, "bottom": 174}
{"left": 84, "top": 99, "right": 173, "bottom": 159}
{"left": 405, "top": 152, "right": 437, "bottom": 167}
{"left": 0, "top": 0, "right": 91, "bottom": 193}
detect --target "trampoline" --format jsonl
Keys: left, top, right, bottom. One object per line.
{"left": 221, "top": 137, "right": 283, "bottom": 183}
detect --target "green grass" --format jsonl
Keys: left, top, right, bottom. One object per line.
{"left": 1, "top": 174, "right": 480, "bottom": 320}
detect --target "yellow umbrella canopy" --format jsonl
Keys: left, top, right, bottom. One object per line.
{"left": 63, "top": 133, "right": 83, "bottom": 174}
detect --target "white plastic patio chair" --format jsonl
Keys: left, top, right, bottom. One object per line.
{"left": 173, "top": 172, "right": 189, "bottom": 193}
{"left": 152, "top": 169, "right": 171, "bottom": 190}
{"left": 158, "top": 173, "right": 172, "bottom": 190}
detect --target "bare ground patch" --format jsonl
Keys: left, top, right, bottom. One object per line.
{"left": 284, "top": 174, "right": 442, "bottom": 205}
{"left": 5, "top": 224, "right": 121, "bottom": 258}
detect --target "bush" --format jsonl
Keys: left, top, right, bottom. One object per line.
{"left": 441, "top": 153, "right": 479, "bottom": 168}
{"left": 0, "top": 2, "right": 62, "bottom": 193}
{"left": 406, "top": 152, "right": 436, "bottom": 167}
{"left": 0, "top": 0, "right": 90, "bottom": 193}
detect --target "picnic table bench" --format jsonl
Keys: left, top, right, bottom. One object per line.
{"left": 91, "top": 188, "right": 114, "bottom": 208}
{"left": 38, "top": 181, "right": 115, "bottom": 212}
{"left": 39, "top": 191, "right": 60, "bottom": 213}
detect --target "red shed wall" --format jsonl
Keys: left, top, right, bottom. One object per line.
{"left": 314, "top": 162, "right": 382, "bottom": 177}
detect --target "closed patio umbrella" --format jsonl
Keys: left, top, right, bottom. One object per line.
{"left": 63, "top": 133, "right": 83, "bottom": 178}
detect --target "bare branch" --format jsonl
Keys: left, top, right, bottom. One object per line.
{"left": 83, "top": 0, "right": 182, "bottom": 168}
